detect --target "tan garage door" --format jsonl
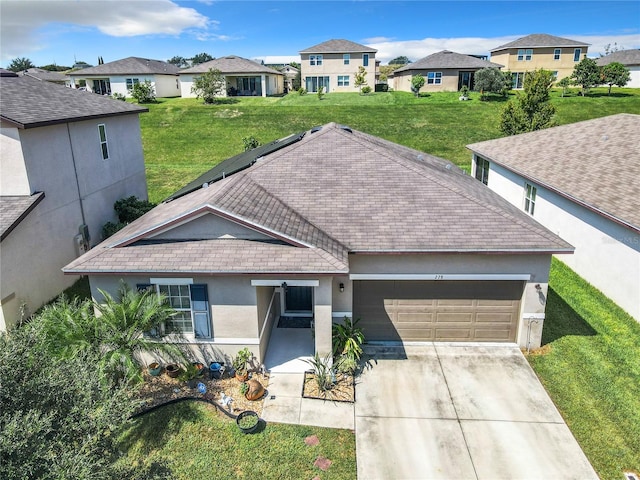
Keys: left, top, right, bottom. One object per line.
{"left": 353, "top": 280, "right": 523, "bottom": 343}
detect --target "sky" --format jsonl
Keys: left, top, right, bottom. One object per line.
{"left": 1, "top": 0, "right": 639, "bottom": 68}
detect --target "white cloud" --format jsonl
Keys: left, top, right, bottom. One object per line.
{"left": 257, "top": 55, "right": 301, "bottom": 65}
{"left": 362, "top": 36, "right": 395, "bottom": 44}
{"left": 1, "top": 0, "right": 211, "bottom": 59}
{"left": 368, "top": 34, "right": 640, "bottom": 64}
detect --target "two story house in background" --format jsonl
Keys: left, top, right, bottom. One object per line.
{"left": 299, "top": 39, "right": 377, "bottom": 93}
{"left": 68, "top": 57, "right": 181, "bottom": 98}
{"left": 490, "top": 33, "right": 590, "bottom": 88}
{"left": 0, "top": 69, "right": 148, "bottom": 330}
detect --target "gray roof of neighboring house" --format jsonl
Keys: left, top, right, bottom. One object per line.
{"left": 596, "top": 49, "right": 640, "bottom": 67}
{"left": 180, "top": 56, "right": 282, "bottom": 75}
{"left": 67, "top": 57, "right": 180, "bottom": 76}
{"left": 300, "top": 39, "right": 377, "bottom": 54}
{"left": 491, "top": 33, "right": 590, "bottom": 52}
{"left": 64, "top": 123, "right": 572, "bottom": 275}
{"left": 394, "top": 50, "right": 503, "bottom": 73}
{"left": 467, "top": 113, "right": 640, "bottom": 232}
{"left": 0, "top": 193, "right": 45, "bottom": 241}
{"left": 19, "top": 68, "right": 69, "bottom": 83}
{"left": 0, "top": 74, "right": 147, "bottom": 129}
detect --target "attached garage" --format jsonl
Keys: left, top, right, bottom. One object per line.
{"left": 353, "top": 280, "right": 523, "bottom": 343}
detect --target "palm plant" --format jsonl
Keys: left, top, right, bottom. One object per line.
{"left": 332, "top": 316, "right": 365, "bottom": 362}
{"left": 304, "top": 352, "right": 335, "bottom": 392}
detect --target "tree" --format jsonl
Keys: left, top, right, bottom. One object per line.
{"left": 191, "top": 52, "right": 214, "bottom": 65}
{"left": 571, "top": 57, "right": 600, "bottom": 96}
{"left": 474, "top": 67, "right": 510, "bottom": 99}
{"left": 354, "top": 65, "right": 368, "bottom": 94}
{"left": 7, "top": 57, "right": 35, "bottom": 72}
{"left": 39, "top": 63, "right": 71, "bottom": 72}
{"left": 600, "top": 62, "right": 631, "bottom": 95}
{"left": 601, "top": 42, "right": 624, "bottom": 57}
{"left": 288, "top": 61, "right": 300, "bottom": 69}
{"left": 411, "top": 74, "right": 425, "bottom": 97}
{"left": 168, "top": 55, "right": 188, "bottom": 67}
{"left": 191, "top": 68, "right": 226, "bottom": 104}
{"left": 389, "top": 56, "right": 411, "bottom": 65}
{"left": 500, "top": 68, "right": 556, "bottom": 136}
{"left": 131, "top": 79, "right": 156, "bottom": 103}
{"left": 293, "top": 70, "right": 301, "bottom": 90}
{"left": 556, "top": 76, "right": 573, "bottom": 97}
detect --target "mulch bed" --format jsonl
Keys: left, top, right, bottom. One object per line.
{"left": 135, "top": 369, "right": 270, "bottom": 417}
{"left": 302, "top": 372, "right": 355, "bottom": 403}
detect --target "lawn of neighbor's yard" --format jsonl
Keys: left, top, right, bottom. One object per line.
{"left": 130, "top": 89, "right": 639, "bottom": 479}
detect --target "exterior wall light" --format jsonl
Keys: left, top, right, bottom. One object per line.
{"left": 339, "top": 283, "right": 345, "bottom": 292}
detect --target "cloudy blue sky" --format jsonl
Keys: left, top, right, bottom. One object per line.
{"left": 1, "top": 0, "right": 639, "bottom": 67}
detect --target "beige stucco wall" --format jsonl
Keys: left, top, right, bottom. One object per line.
{"left": 179, "top": 73, "right": 282, "bottom": 98}
{"left": 483, "top": 159, "right": 640, "bottom": 322}
{"left": 491, "top": 46, "right": 587, "bottom": 82}
{"left": 301, "top": 52, "right": 376, "bottom": 92}
{"left": 393, "top": 69, "right": 462, "bottom": 93}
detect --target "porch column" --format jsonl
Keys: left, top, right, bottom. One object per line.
{"left": 261, "top": 74, "right": 267, "bottom": 97}
{"left": 314, "top": 277, "right": 333, "bottom": 359}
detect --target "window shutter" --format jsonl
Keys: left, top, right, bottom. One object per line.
{"left": 137, "top": 283, "right": 160, "bottom": 337}
{"left": 191, "top": 284, "right": 211, "bottom": 339}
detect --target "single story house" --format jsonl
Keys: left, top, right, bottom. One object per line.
{"left": 19, "top": 68, "right": 71, "bottom": 86}
{"left": 64, "top": 123, "right": 572, "bottom": 363}
{"left": 0, "top": 69, "right": 148, "bottom": 330}
{"left": 596, "top": 49, "right": 640, "bottom": 88}
{"left": 68, "top": 57, "right": 181, "bottom": 97}
{"left": 179, "top": 56, "right": 284, "bottom": 98}
{"left": 468, "top": 114, "right": 639, "bottom": 322}
{"left": 392, "top": 50, "right": 503, "bottom": 93}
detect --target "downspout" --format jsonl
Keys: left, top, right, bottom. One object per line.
{"left": 66, "top": 123, "right": 88, "bottom": 236}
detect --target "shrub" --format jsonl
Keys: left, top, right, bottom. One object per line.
{"left": 191, "top": 68, "right": 225, "bottom": 104}
{"left": 101, "top": 196, "right": 156, "bottom": 239}
{"left": 242, "top": 136, "right": 262, "bottom": 151}
{"left": 411, "top": 74, "right": 425, "bottom": 97}
{"left": 317, "top": 86, "right": 325, "bottom": 100}
{"left": 131, "top": 80, "right": 156, "bottom": 103}
{"left": 111, "top": 92, "right": 126, "bottom": 101}
{"left": 298, "top": 87, "right": 307, "bottom": 95}
{"left": 332, "top": 316, "right": 365, "bottom": 362}
{"left": 361, "top": 85, "right": 372, "bottom": 94}
{"left": 304, "top": 353, "right": 335, "bottom": 392}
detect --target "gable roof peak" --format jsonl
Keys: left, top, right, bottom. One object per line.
{"left": 490, "top": 33, "right": 590, "bottom": 52}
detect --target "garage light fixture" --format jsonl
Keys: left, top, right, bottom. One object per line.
{"left": 339, "top": 283, "right": 345, "bottom": 292}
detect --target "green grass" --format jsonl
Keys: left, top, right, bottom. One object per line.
{"left": 528, "top": 258, "right": 640, "bottom": 480}
{"left": 140, "top": 88, "right": 640, "bottom": 202}
{"left": 117, "top": 401, "right": 356, "bottom": 479}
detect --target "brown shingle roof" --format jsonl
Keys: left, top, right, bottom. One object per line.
{"left": 19, "top": 68, "right": 69, "bottom": 83}
{"left": 180, "top": 56, "right": 282, "bottom": 75}
{"left": 300, "top": 39, "right": 377, "bottom": 54}
{"left": 67, "top": 57, "right": 180, "bottom": 76}
{"left": 394, "top": 50, "right": 503, "bottom": 73}
{"left": 0, "top": 75, "right": 147, "bottom": 129}
{"left": 65, "top": 124, "right": 572, "bottom": 275}
{"left": 467, "top": 114, "right": 640, "bottom": 232}
{"left": 596, "top": 49, "right": 640, "bottom": 67}
{"left": 491, "top": 33, "right": 589, "bottom": 53}
{"left": 0, "top": 193, "right": 45, "bottom": 241}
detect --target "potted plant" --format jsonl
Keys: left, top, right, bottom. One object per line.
{"left": 179, "top": 363, "right": 200, "bottom": 389}
{"left": 165, "top": 363, "right": 181, "bottom": 379}
{"left": 236, "top": 410, "right": 260, "bottom": 434}
{"left": 148, "top": 362, "right": 162, "bottom": 376}
{"left": 233, "top": 347, "right": 252, "bottom": 382}
{"left": 192, "top": 361, "right": 206, "bottom": 377}
{"left": 459, "top": 85, "right": 470, "bottom": 101}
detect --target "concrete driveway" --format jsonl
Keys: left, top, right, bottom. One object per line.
{"left": 356, "top": 344, "right": 598, "bottom": 480}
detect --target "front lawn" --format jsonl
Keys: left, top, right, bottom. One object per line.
{"left": 140, "top": 88, "right": 640, "bottom": 202}
{"left": 528, "top": 259, "right": 640, "bottom": 480}
{"left": 117, "top": 401, "right": 356, "bottom": 479}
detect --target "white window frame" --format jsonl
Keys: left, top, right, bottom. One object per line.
{"left": 475, "top": 156, "right": 489, "bottom": 185}
{"left": 573, "top": 48, "right": 582, "bottom": 62}
{"left": 524, "top": 182, "right": 537, "bottom": 215}
{"left": 427, "top": 71, "right": 442, "bottom": 85}
{"left": 310, "top": 55, "right": 323, "bottom": 66}
{"left": 126, "top": 77, "right": 140, "bottom": 91}
{"left": 363, "top": 54, "right": 369, "bottom": 67}
{"left": 517, "top": 49, "right": 533, "bottom": 61}
{"left": 337, "top": 75, "right": 349, "bottom": 87}
{"left": 343, "top": 54, "right": 350, "bottom": 65}
{"left": 158, "top": 283, "right": 193, "bottom": 334}
{"left": 98, "top": 124, "right": 109, "bottom": 160}
{"left": 553, "top": 48, "right": 561, "bottom": 60}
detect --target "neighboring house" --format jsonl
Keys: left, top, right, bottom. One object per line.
{"left": 490, "top": 33, "right": 590, "bottom": 87}
{"left": 277, "top": 64, "right": 300, "bottom": 92}
{"left": 179, "top": 56, "right": 284, "bottom": 98}
{"left": 391, "top": 50, "right": 503, "bottom": 93}
{"left": 19, "top": 68, "right": 71, "bottom": 86}
{"left": 468, "top": 114, "right": 640, "bottom": 322}
{"left": 0, "top": 69, "right": 148, "bottom": 330}
{"left": 64, "top": 123, "right": 572, "bottom": 364}
{"left": 597, "top": 49, "right": 640, "bottom": 88}
{"left": 299, "top": 39, "right": 377, "bottom": 93}
{"left": 68, "top": 57, "right": 181, "bottom": 97}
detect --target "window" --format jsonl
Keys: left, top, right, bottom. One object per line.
{"left": 125, "top": 78, "right": 139, "bottom": 91}
{"left": 363, "top": 54, "right": 369, "bottom": 67}
{"left": 573, "top": 48, "right": 582, "bottom": 62}
{"left": 98, "top": 124, "right": 109, "bottom": 160}
{"left": 524, "top": 183, "right": 537, "bottom": 215}
{"left": 337, "top": 75, "right": 349, "bottom": 87}
{"left": 139, "top": 282, "right": 211, "bottom": 338}
{"left": 475, "top": 156, "right": 489, "bottom": 185}
{"left": 517, "top": 49, "right": 533, "bottom": 61}
{"left": 512, "top": 72, "right": 525, "bottom": 89}
{"left": 343, "top": 54, "right": 350, "bottom": 65}
{"left": 427, "top": 72, "right": 442, "bottom": 85}
{"left": 553, "top": 48, "right": 561, "bottom": 60}
{"left": 305, "top": 76, "right": 330, "bottom": 93}
{"left": 310, "top": 55, "right": 323, "bottom": 66}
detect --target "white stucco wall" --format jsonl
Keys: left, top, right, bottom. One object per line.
{"left": 626, "top": 66, "right": 640, "bottom": 88}
{"left": 152, "top": 75, "right": 181, "bottom": 97}
{"left": 179, "top": 73, "right": 282, "bottom": 98}
{"left": 0, "top": 124, "right": 30, "bottom": 195}
{"left": 483, "top": 159, "right": 640, "bottom": 321}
